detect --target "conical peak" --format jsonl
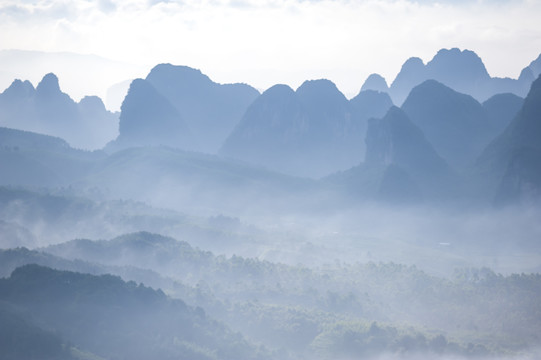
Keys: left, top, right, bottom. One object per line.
{"left": 36, "top": 73, "right": 61, "bottom": 95}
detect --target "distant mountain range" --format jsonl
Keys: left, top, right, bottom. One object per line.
{"left": 0, "top": 73, "right": 118, "bottom": 150}
{"left": 108, "top": 64, "right": 260, "bottom": 153}
{"left": 221, "top": 81, "right": 392, "bottom": 177}
{"left": 0, "top": 48, "right": 540, "bottom": 206}
{"left": 477, "top": 74, "right": 541, "bottom": 205}
{"left": 363, "top": 48, "right": 541, "bottom": 105}
{"left": 0, "top": 49, "right": 146, "bottom": 109}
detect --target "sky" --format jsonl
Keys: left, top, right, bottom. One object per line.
{"left": 0, "top": 0, "right": 541, "bottom": 108}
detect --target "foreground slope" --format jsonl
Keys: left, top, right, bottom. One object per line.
{"left": 0, "top": 264, "right": 263, "bottom": 360}
{"left": 35, "top": 231, "right": 541, "bottom": 358}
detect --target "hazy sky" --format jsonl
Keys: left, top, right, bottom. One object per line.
{"left": 1, "top": 0, "right": 541, "bottom": 101}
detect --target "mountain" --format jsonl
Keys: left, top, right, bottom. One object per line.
{"left": 221, "top": 80, "right": 368, "bottom": 178}
{"left": 360, "top": 73, "right": 389, "bottom": 93}
{"left": 477, "top": 75, "right": 541, "bottom": 205}
{"left": 0, "top": 303, "right": 74, "bottom": 360}
{"left": 389, "top": 56, "right": 427, "bottom": 105}
{"left": 401, "top": 80, "right": 492, "bottom": 170}
{"left": 526, "top": 53, "right": 541, "bottom": 78}
{"left": 389, "top": 48, "right": 538, "bottom": 105}
{"left": 106, "top": 78, "right": 191, "bottom": 151}
{"left": 329, "top": 107, "right": 455, "bottom": 203}
{"left": 0, "top": 127, "right": 104, "bottom": 188}
{"left": 349, "top": 89, "right": 393, "bottom": 122}
{"left": 365, "top": 106, "right": 455, "bottom": 200}
{"left": 0, "top": 49, "right": 146, "bottom": 108}
{"left": 144, "top": 64, "right": 259, "bottom": 153}
{"left": 482, "top": 93, "right": 524, "bottom": 137}
{"left": 0, "top": 264, "right": 262, "bottom": 360}
{"left": 0, "top": 73, "right": 118, "bottom": 150}
{"left": 43, "top": 232, "right": 212, "bottom": 280}
{"left": 79, "top": 146, "right": 326, "bottom": 215}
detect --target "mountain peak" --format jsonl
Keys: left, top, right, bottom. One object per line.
{"left": 36, "top": 73, "right": 61, "bottom": 95}
{"left": 401, "top": 57, "right": 425, "bottom": 72}
{"left": 526, "top": 53, "right": 541, "bottom": 78}
{"left": 296, "top": 79, "right": 348, "bottom": 104}
{"left": 78, "top": 95, "right": 107, "bottom": 113}
{"left": 3, "top": 79, "right": 35, "bottom": 98}
{"left": 402, "top": 79, "right": 490, "bottom": 169}
{"left": 262, "top": 83, "right": 295, "bottom": 98}
{"left": 146, "top": 63, "right": 212, "bottom": 88}
{"left": 361, "top": 73, "right": 389, "bottom": 93}
{"left": 427, "top": 48, "right": 489, "bottom": 80}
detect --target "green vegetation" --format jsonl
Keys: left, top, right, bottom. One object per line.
{"left": 3, "top": 231, "right": 540, "bottom": 359}
{"left": 0, "top": 264, "right": 265, "bottom": 360}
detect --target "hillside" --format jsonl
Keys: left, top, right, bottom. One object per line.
{"left": 0, "top": 264, "right": 263, "bottom": 360}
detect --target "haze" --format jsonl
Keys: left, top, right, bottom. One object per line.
{"left": 1, "top": 1, "right": 541, "bottom": 360}
{"left": 1, "top": 0, "right": 541, "bottom": 105}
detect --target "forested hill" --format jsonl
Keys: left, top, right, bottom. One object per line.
{"left": 0, "top": 264, "right": 265, "bottom": 360}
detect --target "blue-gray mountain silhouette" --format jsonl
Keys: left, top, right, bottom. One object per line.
{"left": 366, "top": 106, "right": 455, "bottom": 199}
{"left": 141, "top": 64, "right": 260, "bottom": 153}
{"left": 107, "top": 78, "right": 191, "bottom": 151}
{"left": 0, "top": 127, "right": 105, "bottom": 188}
{"left": 0, "top": 264, "right": 261, "bottom": 360}
{"left": 477, "top": 75, "right": 541, "bottom": 205}
{"left": 0, "top": 73, "right": 118, "bottom": 149}
{"left": 350, "top": 89, "right": 393, "bottom": 121}
{"left": 328, "top": 107, "right": 455, "bottom": 202}
{"left": 360, "top": 73, "right": 389, "bottom": 93}
{"left": 221, "top": 79, "right": 391, "bottom": 178}
{"left": 482, "top": 93, "right": 524, "bottom": 138}
{"left": 401, "top": 80, "right": 493, "bottom": 170}
{"left": 389, "top": 48, "right": 539, "bottom": 105}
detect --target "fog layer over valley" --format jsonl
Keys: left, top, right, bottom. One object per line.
{"left": 1, "top": 48, "right": 541, "bottom": 360}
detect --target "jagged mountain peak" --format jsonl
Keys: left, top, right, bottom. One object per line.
{"left": 3, "top": 79, "right": 35, "bottom": 98}
{"left": 427, "top": 48, "right": 490, "bottom": 81}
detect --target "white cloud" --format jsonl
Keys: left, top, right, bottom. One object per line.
{"left": 0, "top": 0, "right": 540, "bottom": 99}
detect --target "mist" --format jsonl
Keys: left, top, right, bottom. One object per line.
{"left": 1, "top": 47, "right": 541, "bottom": 360}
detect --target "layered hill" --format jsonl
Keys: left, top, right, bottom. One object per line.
{"left": 80, "top": 146, "right": 326, "bottom": 214}
{"left": 366, "top": 48, "right": 540, "bottom": 105}
{"left": 221, "top": 80, "right": 392, "bottom": 178}
{"left": 107, "top": 78, "right": 191, "bottom": 150}
{"left": 401, "top": 80, "right": 494, "bottom": 170}
{"left": 0, "top": 127, "right": 105, "bottom": 188}
{"left": 329, "top": 107, "right": 456, "bottom": 203}
{"left": 0, "top": 264, "right": 262, "bottom": 360}
{"left": 0, "top": 125, "right": 332, "bottom": 216}
{"left": 0, "top": 73, "right": 118, "bottom": 149}
{"left": 477, "top": 75, "right": 541, "bottom": 205}
{"left": 110, "top": 64, "right": 260, "bottom": 153}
